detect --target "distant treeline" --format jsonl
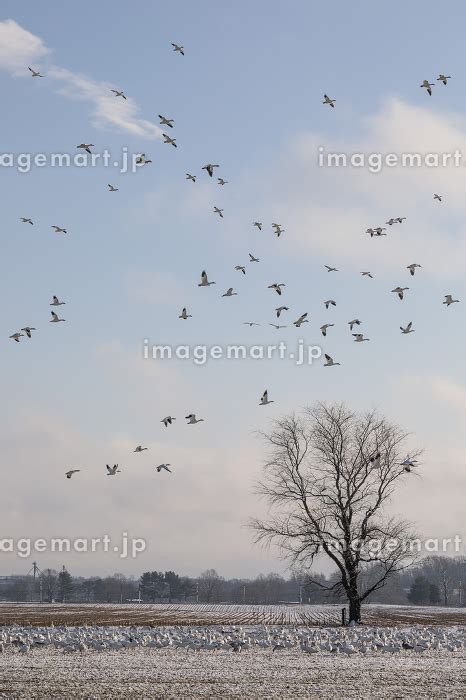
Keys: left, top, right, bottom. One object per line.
{"left": 0, "top": 555, "right": 464, "bottom": 606}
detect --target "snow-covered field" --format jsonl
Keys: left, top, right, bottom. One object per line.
{"left": 0, "top": 602, "right": 465, "bottom": 626}
{"left": 0, "top": 622, "right": 464, "bottom": 698}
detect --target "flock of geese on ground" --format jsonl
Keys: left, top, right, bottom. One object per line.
{"left": 0, "top": 623, "right": 463, "bottom": 655}
{"left": 11, "top": 51, "right": 459, "bottom": 482}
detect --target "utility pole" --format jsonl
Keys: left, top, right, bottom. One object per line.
{"left": 196, "top": 581, "right": 199, "bottom": 604}
{"left": 243, "top": 585, "right": 246, "bottom": 604}
{"left": 28, "top": 561, "right": 42, "bottom": 602}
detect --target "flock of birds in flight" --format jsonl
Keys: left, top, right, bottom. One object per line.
{"left": 13, "top": 53, "right": 459, "bottom": 481}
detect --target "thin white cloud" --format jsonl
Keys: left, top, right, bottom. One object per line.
{"left": 0, "top": 19, "right": 162, "bottom": 140}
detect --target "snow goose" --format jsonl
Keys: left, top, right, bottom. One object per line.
{"left": 373, "top": 227, "right": 387, "bottom": 236}
{"left": 108, "top": 184, "right": 118, "bottom": 191}
{"left": 433, "top": 193, "right": 442, "bottom": 201}
{"left": 323, "top": 94, "right": 335, "bottom": 107}
{"left": 437, "top": 74, "right": 451, "bottom": 85}
{"left": 253, "top": 222, "right": 262, "bottom": 230}
{"left": 50, "top": 311, "right": 65, "bottom": 323}
{"left": 213, "top": 206, "right": 224, "bottom": 218}
{"left": 106, "top": 464, "right": 121, "bottom": 475}
{"left": 353, "top": 333, "right": 370, "bottom": 342}
{"left": 235, "top": 265, "right": 246, "bottom": 274}
{"left": 293, "top": 313, "right": 309, "bottom": 327}
{"left": 324, "top": 300, "right": 336, "bottom": 309}
{"left": 249, "top": 253, "right": 260, "bottom": 262}
{"left": 20, "top": 217, "right": 33, "bottom": 225}
{"left": 324, "top": 354, "right": 340, "bottom": 366}
{"left": 20, "top": 327, "right": 36, "bottom": 338}
{"left": 163, "top": 133, "right": 177, "bottom": 147}
{"left": 198, "top": 270, "right": 216, "bottom": 286}
{"left": 185, "top": 414, "right": 204, "bottom": 424}
{"left": 420, "top": 79, "right": 434, "bottom": 95}
{"left": 222, "top": 287, "right": 237, "bottom": 297}
{"left": 77, "top": 143, "right": 94, "bottom": 154}
{"left": 320, "top": 324, "right": 334, "bottom": 336}
{"left": 400, "top": 322, "right": 414, "bottom": 334}
{"left": 275, "top": 306, "right": 289, "bottom": 317}
{"left": 268, "top": 283, "right": 285, "bottom": 295}
{"left": 396, "top": 217, "right": 406, "bottom": 223}
{"left": 202, "top": 164, "right": 219, "bottom": 177}
{"left": 135, "top": 153, "right": 152, "bottom": 165}
{"left": 361, "top": 271, "right": 373, "bottom": 278}
{"left": 179, "top": 307, "right": 192, "bottom": 319}
{"left": 186, "top": 173, "right": 196, "bottom": 182}
{"left": 243, "top": 321, "right": 261, "bottom": 326}
{"left": 134, "top": 446, "right": 148, "bottom": 452}
{"left": 28, "top": 67, "right": 44, "bottom": 77}
{"left": 159, "top": 115, "right": 174, "bottom": 127}
{"left": 443, "top": 294, "right": 459, "bottom": 306}
{"left": 50, "top": 295, "right": 65, "bottom": 306}
{"left": 259, "top": 390, "right": 274, "bottom": 405}
{"left": 9, "top": 333, "right": 24, "bottom": 342}
{"left": 65, "top": 470, "right": 80, "bottom": 479}
{"left": 161, "top": 416, "right": 176, "bottom": 427}
{"left": 111, "top": 89, "right": 127, "bottom": 99}
{"left": 52, "top": 226, "right": 67, "bottom": 234}
{"left": 269, "top": 323, "right": 287, "bottom": 329}
{"left": 325, "top": 265, "right": 338, "bottom": 272}
{"left": 218, "top": 178, "right": 228, "bottom": 185}
{"left": 157, "top": 464, "right": 172, "bottom": 473}
{"left": 348, "top": 319, "right": 361, "bottom": 331}
{"left": 407, "top": 263, "right": 421, "bottom": 276}
{"left": 391, "top": 287, "right": 409, "bottom": 300}
{"left": 171, "top": 43, "right": 185, "bottom": 55}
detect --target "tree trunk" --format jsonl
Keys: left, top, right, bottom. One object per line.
{"left": 348, "top": 596, "right": 361, "bottom": 623}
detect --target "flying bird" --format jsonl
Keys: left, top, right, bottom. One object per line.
{"left": 407, "top": 263, "right": 421, "bottom": 276}
{"left": 433, "top": 193, "right": 442, "bottom": 202}
{"left": 50, "top": 295, "right": 65, "bottom": 306}
{"left": 361, "top": 271, "right": 373, "bottom": 278}
{"left": 293, "top": 313, "right": 309, "bottom": 327}
{"left": 323, "top": 94, "right": 335, "bottom": 107}
{"left": 135, "top": 153, "right": 152, "bottom": 165}
{"left": 186, "top": 173, "right": 196, "bottom": 182}
{"left": 106, "top": 464, "right": 120, "bottom": 475}
{"left": 268, "top": 283, "right": 286, "bottom": 295}
{"left": 391, "top": 287, "right": 409, "bottom": 300}
{"left": 111, "top": 89, "right": 127, "bottom": 99}
{"left": 324, "top": 354, "right": 340, "bottom": 367}
{"left": 420, "top": 79, "right": 434, "bottom": 96}
{"left": 161, "top": 416, "right": 176, "bottom": 427}
{"left": 134, "top": 446, "right": 148, "bottom": 453}
{"left": 249, "top": 253, "right": 260, "bottom": 262}
{"left": 171, "top": 43, "right": 185, "bottom": 55}
{"left": 202, "top": 164, "right": 219, "bottom": 177}
{"left": 437, "top": 74, "right": 451, "bottom": 85}
{"left": 259, "top": 390, "right": 274, "bottom": 405}
{"left": 9, "top": 333, "right": 24, "bottom": 343}
{"left": 243, "top": 322, "right": 261, "bottom": 326}
{"left": 52, "top": 226, "right": 67, "bottom": 234}
{"left": 235, "top": 265, "right": 246, "bottom": 275}
{"left": 353, "top": 333, "right": 370, "bottom": 342}
{"left": 222, "top": 287, "right": 238, "bottom": 297}
{"left": 400, "top": 322, "right": 414, "bottom": 334}
{"left": 157, "top": 464, "right": 172, "bottom": 473}
{"left": 443, "top": 294, "right": 459, "bottom": 306}
{"left": 369, "top": 452, "right": 381, "bottom": 470}
{"left": 198, "top": 270, "right": 216, "bottom": 286}
{"left": 158, "top": 115, "right": 174, "bottom": 128}
{"left": 108, "top": 184, "right": 119, "bottom": 191}
{"left": 65, "top": 470, "right": 80, "bottom": 479}
{"left": 77, "top": 143, "right": 94, "bottom": 154}
{"left": 325, "top": 265, "right": 338, "bottom": 272}
{"left": 253, "top": 222, "right": 263, "bottom": 230}
{"left": 50, "top": 311, "right": 65, "bottom": 323}
{"left": 213, "top": 206, "right": 224, "bottom": 218}
{"left": 28, "top": 67, "right": 44, "bottom": 77}
{"left": 348, "top": 319, "right": 361, "bottom": 331}
{"left": 20, "top": 217, "right": 33, "bottom": 225}
{"left": 179, "top": 307, "right": 192, "bottom": 319}
{"left": 269, "top": 323, "right": 287, "bottom": 329}
{"left": 276, "top": 306, "right": 289, "bottom": 318}
{"left": 185, "top": 414, "right": 204, "bottom": 424}
{"left": 320, "top": 324, "right": 334, "bottom": 336}
{"left": 163, "top": 133, "right": 177, "bottom": 147}
{"left": 324, "top": 300, "right": 336, "bottom": 309}
{"left": 218, "top": 178, "right": 228, "bottom": 186}
{"left": 20, "top": 327, "right": 36, "bottom": 338}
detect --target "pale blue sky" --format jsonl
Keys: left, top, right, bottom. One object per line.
{"left": 1, "top": 2, "right": 465, "bottom": 578}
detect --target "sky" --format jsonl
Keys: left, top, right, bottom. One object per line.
{"left": 0, "top": 1, "right": 465, "bottom": 579}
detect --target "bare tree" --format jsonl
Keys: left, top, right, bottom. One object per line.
{"left": 251, "top": 403, "right": 421, "bottom": 622}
